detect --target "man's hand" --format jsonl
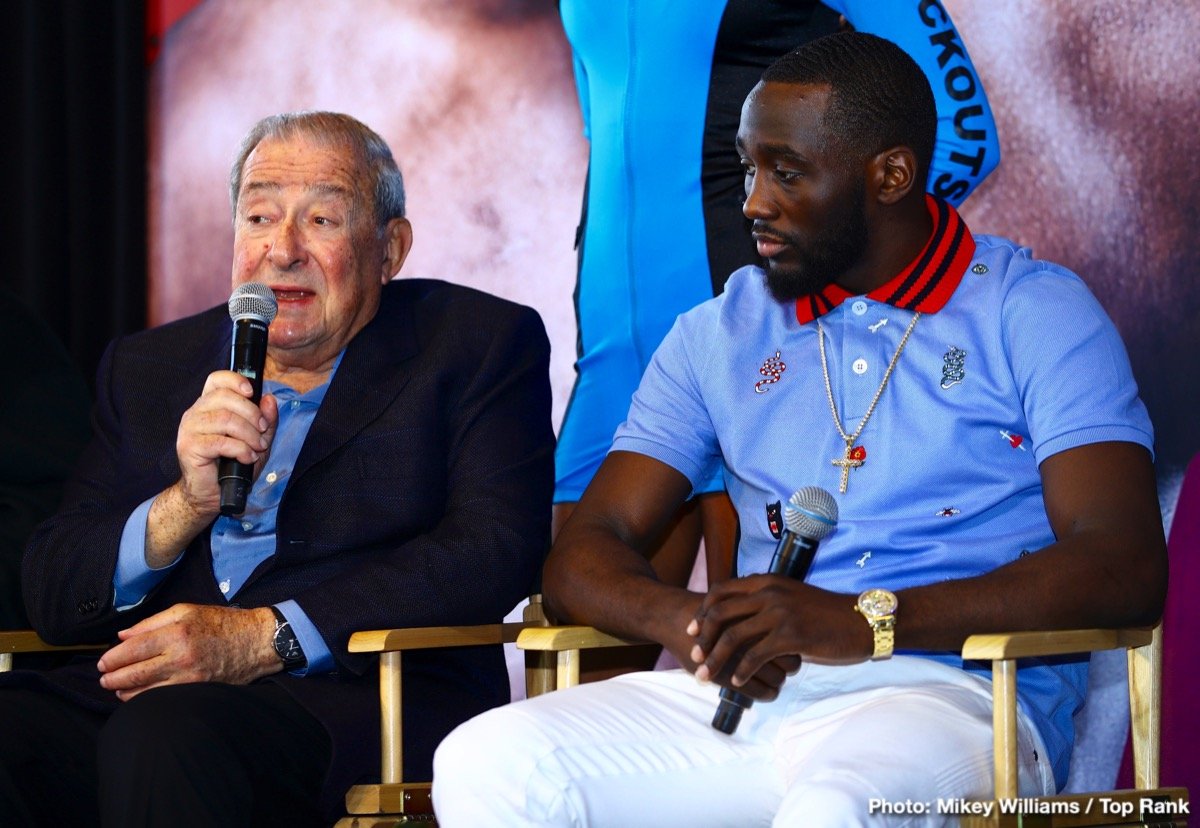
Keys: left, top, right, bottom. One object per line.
{"left": 97, "top": 604, "right": 280, "bottom": 701}
{"left": 175, "top": 370, "right": 278, "bottom": 515}
{"left": 687, "top": 575, "right": 871, "bottom": 699}
{"left": 142, "top": 372, "right": 279, "bottom": 568}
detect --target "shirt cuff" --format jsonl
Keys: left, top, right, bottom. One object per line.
{"left": 113, "top": 496, "right": 178, "bottom": 611}
{"left": 274, "top": 599, "right": 334, "bottom": 676}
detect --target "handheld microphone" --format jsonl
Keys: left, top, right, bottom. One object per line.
{"left": 711, "top": 485, "right": 838, "bottom": 735}
{"left": 217, "top": 282, "right": 278, "bottom": 516}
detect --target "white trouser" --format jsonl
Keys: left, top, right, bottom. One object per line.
{"left": 432, "top": 656, "right": 1055, "bottom": 827}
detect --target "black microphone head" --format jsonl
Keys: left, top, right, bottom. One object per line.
{"left": 785, "top": 486, "right": 838, "bottom": 539}
{"left": 227, "top": 282, "right": 278, "bottom": 325}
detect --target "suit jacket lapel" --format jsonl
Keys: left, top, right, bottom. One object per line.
{"left": 292, "top": 289, "right": 419, "bottom": 482}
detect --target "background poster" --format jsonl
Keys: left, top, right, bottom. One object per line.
{"left": 147, "top": 0, "right": 1200, "bottom": 518}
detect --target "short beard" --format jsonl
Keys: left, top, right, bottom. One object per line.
{"left": 765, "top": 182, "right": 868, "bottom": 303}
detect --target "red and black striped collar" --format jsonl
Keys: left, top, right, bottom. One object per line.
{"left": 793, "top": 195, "right": 976, "bottom": 325}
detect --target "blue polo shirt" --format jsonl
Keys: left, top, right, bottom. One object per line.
{"left": 611, "top": 198, "right": 1153, "bottom": 789}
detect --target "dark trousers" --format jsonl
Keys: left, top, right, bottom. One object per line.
{"left": 0, "top": 681, "right": 331, "bottom": 827}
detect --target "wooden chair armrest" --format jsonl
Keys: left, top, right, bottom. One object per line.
{"left": 515, "top": 625, "right": 644, "bottom": 689}
{"left": 0, "top": 629, "right": 108, "bottom": 654}
{"left": 515, "top": 625, "right": 641, "bottom": 652}
{"left": 961, "top": 625, "right": 1160, "bottom": 801}
{"left": 0, "top": 630, "right": 107, "bottom": 672}
{"left": 348, "top": 622, "right": 530, "bottom": 654}
{"left": 960, "top": 626, "right": 1154, "bottom": 661}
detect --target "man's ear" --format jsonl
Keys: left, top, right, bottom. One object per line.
{"left": 868, "top": 146, "right": 919, "bottom": 205}
{"left": 381, "top": 217, "right": 413, "bottom": 283}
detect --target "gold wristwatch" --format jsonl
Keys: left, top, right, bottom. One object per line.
{"left": 855, "top": 588, "right": 898, "bottom": 660}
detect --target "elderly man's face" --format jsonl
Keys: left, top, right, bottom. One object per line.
{"left": 231, "top": 135, "right": 409, "bottom": 368}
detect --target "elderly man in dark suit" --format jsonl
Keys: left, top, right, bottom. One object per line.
{"left": 0, "top": 111, "right": 554, "bottom": 827}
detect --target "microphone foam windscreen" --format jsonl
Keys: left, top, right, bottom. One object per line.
{"left": 227, "top": 282, "right": 278, "bottom": 324}
{"left": 786, "top": 486, "right": 839, "bottom": 539}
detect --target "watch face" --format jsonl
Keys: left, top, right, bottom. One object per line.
{"left": 858, "top": 588, "right": 898, "bottom": 617}
{"left": 277, "top": 634, "right": 302, "bottom": 660}
{"left": 274, "top": 621, "right": 305, "bottom": 666}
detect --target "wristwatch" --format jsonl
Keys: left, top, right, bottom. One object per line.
{"left": 855, "top": 588, "right": 898, "bottom": 660}
{"left": 270, "top": 606, "right": 307, "bottom": 670}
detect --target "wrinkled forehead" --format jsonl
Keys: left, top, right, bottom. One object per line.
{"left": 238, "top": 135, "right": 367, "bottom": 205}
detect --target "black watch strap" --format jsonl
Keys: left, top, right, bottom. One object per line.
{"left": 270, "top": 606, "right": 307, "bottom": 670}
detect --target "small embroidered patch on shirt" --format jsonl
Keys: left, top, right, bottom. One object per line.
{"left": 940, "top": 346, "right": 967, "bottom": 389}
{"left": 755, "top": 350, "right": 786, "bottom": 393}
{"left": 999, "top": 430, "right": 1028, "bottom": 450}
{"left": 765, "top": 500, "right": 783, "bottom": 539}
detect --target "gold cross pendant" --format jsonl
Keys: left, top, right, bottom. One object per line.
{"left": 831, "top": 443, "right": 866, "bottom": 494}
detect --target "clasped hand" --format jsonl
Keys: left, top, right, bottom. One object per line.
{"left": 685, "top": 575, "right": 870, "bottom": 701}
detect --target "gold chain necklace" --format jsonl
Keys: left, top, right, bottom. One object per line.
{"left": 818, "top": 312, "right": 920, "bottom": 493}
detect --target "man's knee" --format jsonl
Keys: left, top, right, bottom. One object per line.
{"left": 99, "top": 685, "right": 221, "bottom": 763}
{"left": 0, "top": 688, "right": 104, "bottom": 824}
{"left": 433, "top": 708, "right": 518, "bottom": 797}
{"left": 98, "top": 685, "right": 264, "bottom": 826}
{"left": 776, "top": 775, "right": 881, "bottom": 828}
{"left": 433, "top": 704, "right": 570, "bottom": 825}
{"left": 98, "top": 683, "right": 329, "bottom": 826}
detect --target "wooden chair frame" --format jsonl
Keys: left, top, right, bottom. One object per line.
{"left": 516, "top": 622, "right": 1189, "bottom": 828}
{"left": 0, "top": 629, "right": 104, "bottom": 671}
{"left": 335, "top": 597, "right": 553, "bottom": 827}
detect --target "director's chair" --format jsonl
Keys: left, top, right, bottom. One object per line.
{"left": 515, "top": 622, "right": 1189, "bottom": 827}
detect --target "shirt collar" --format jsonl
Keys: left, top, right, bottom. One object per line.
{"left": 793, "top": 195, "right": 976, "bottom": 325}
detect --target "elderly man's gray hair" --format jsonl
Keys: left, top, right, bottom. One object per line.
{"left": 229, "top": 111, "right": 406, "bottom": 233}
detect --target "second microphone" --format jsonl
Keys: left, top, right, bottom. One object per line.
{"left": 711, "top": 485, "right": 839, "bottom": 735}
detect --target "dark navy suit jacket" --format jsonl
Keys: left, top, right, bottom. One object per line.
{"left": 14, "top": 278, "right": 555, "bottom": 816}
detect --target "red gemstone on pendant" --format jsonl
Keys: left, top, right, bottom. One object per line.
{"left": 850, "top": 445, "right": 866, "bottom": 461}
